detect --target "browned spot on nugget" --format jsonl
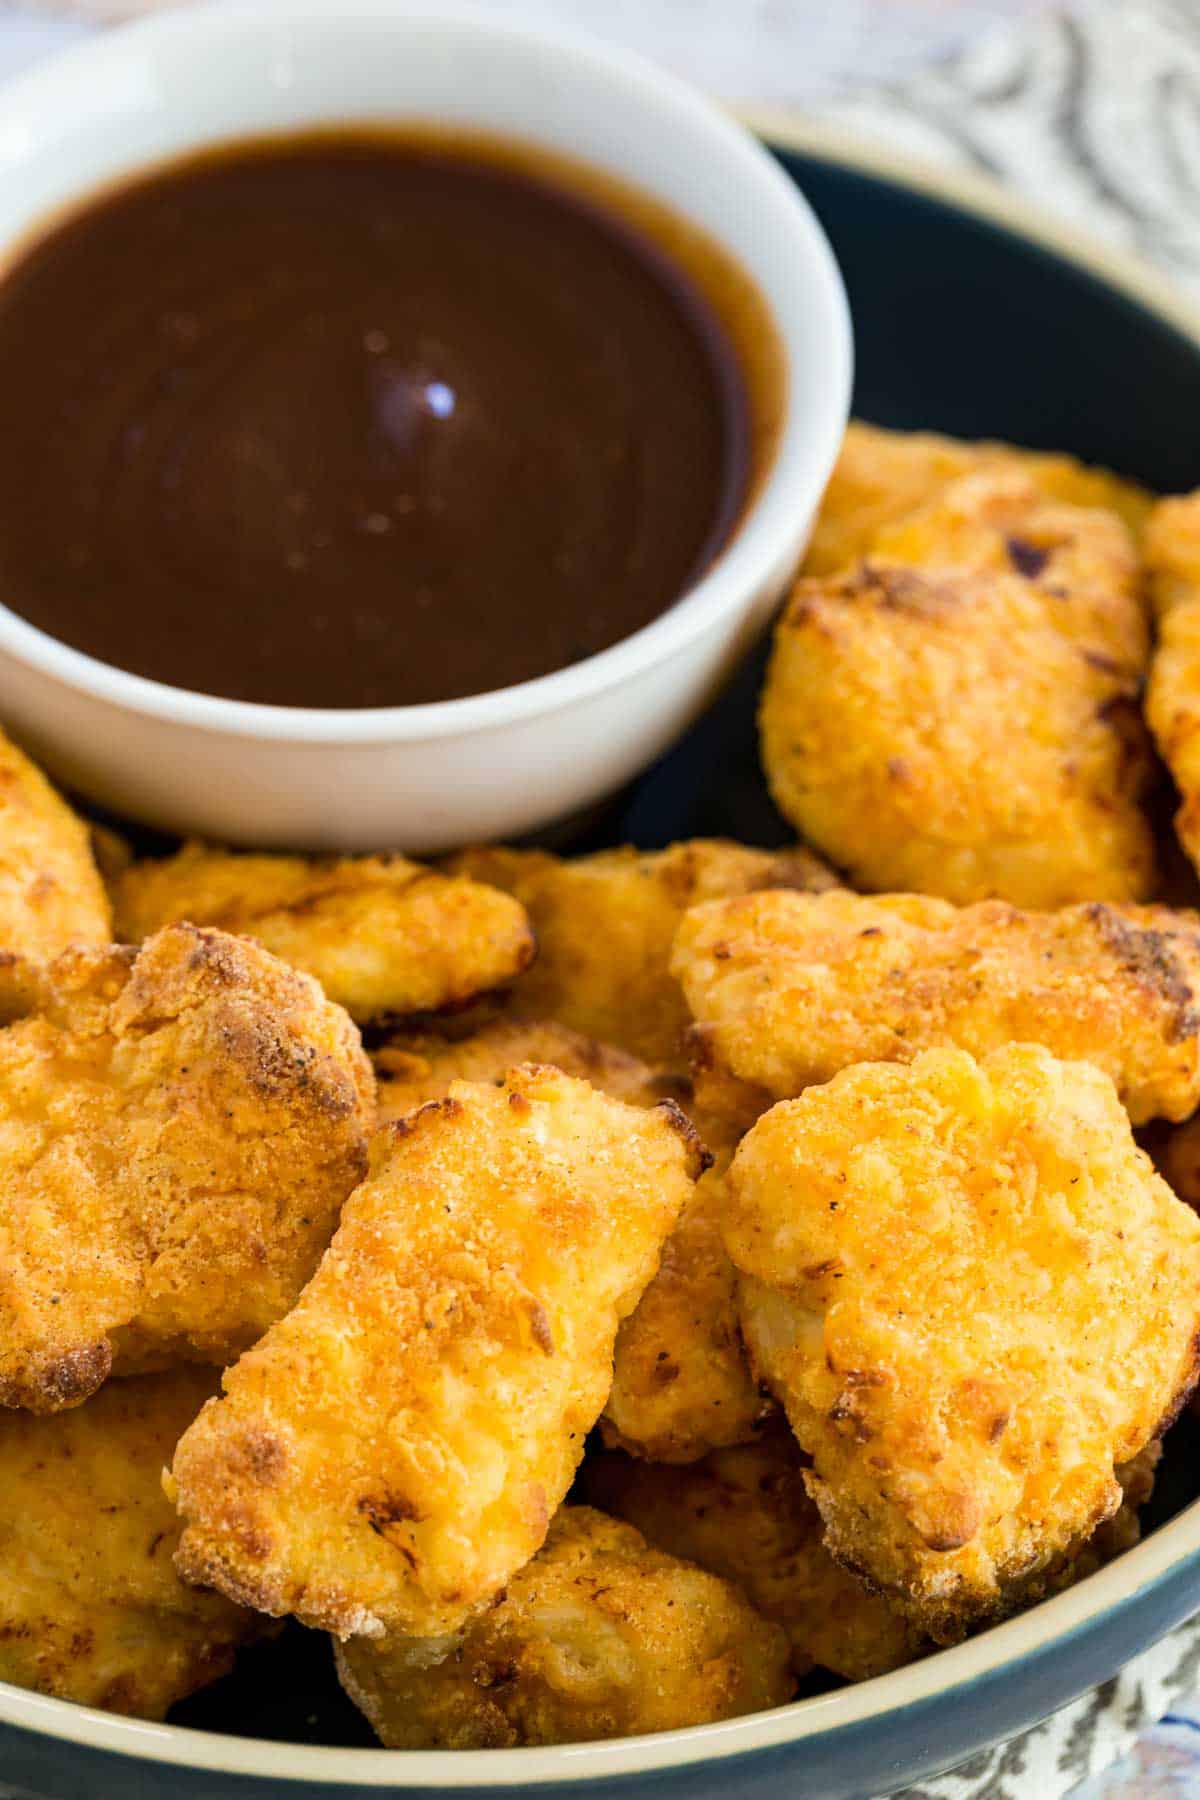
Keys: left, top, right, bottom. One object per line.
{"left": 358, "top": 1492, "right": 428, "bottom": 1534}
{"left": 3, "top": 1342, "right": 114, "bottom": 1413}
{"left": 1006, "top": 536, "right": 1051, "bottom": 578}
{"left": 526, "top": 1301, "right": 555, "bottom": 1357}
{"left": 232, "top": 1430, "right": 288, "bottom": 1488}
{"left": 1087, "top": 904, "right": 1200, "bottom": 1043}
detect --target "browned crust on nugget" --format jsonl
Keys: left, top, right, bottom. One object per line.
{"left": 760, "top": 560, "right": 1156, "bottom": 907}
{"left": 167, "top": 1065, "right": 700, "bottom": 1639}
{"left": 444, "top": 840, "right": 835, "bottom": 1067}
{"left": 0, "top": 922, "right": 374, "bottom": 1411}
{"left": 334, "top": 1506, "right": 793, "bottom": 1747}
{"left": 673, "top": 889, "right": 1200, "bottom": 1127}
{"left": 113, "top": 842, "right": 534, "bottom": 1024}
{"left": 0, "top": 1370, "right": 268, "bottom": 1717}
{"left": 728, "top": 1046, "right": 1200, "bottom": 1642}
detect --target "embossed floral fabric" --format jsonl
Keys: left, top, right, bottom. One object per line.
{"left": 0, "top": 2, "right": 1197, "bottom": 1796}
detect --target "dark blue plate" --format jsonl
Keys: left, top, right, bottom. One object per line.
{"left": 7, "top": 134, "right": 1200, "bottom": 1800}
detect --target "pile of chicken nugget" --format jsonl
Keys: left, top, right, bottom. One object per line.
{"left": 6, "top": 421, "right": 1200, "bottom": 1750}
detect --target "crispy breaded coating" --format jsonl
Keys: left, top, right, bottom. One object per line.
{"left": 0, "top": 923, "right": 374, "bottom": 1412}
{"left": 1145, "top": 492, "right": 1200, "bottom": 880}
{"left": 335, "top": 1505, "right": 792, "bottom": 1747}
{"left": 0, "top": 728, "right": 110, "bottom": 961}
{"left": 373, "top": 1018, "right": 766, "bottom": 1465}
{"left": 374, "top": 1017, "right": 676, "bottom": 1121}
{"left": 804, "top": 421, "right": 1151, "bottom": 578}
{"left": 583, "top": 1433, "right": 925, "bottom": 1681}
{"left": 674, "top": 889, "right": 1200, "bottom": 1129}
{"left": 868, "top": 469, "right": 1147, "bottom": 672}
{"left": 1056, "top": 1441, "right": 1161, "bottom": 1584}
{"left": 112, "top": 842, "right": 534, "bottom": 1024}
{"left": 0, "top": 1370, "right": 265, "bottom": 1717}
{"left": 760, "top": 563, "right": 1156, "bottom": 906}
{"left": 727, "top": 1045, "right": 1200, "bottom": 1643}
{"left": 444, "top": 840, "right": 835, "bottom": 1068}
{"left": 586, "top": 1433, "right": 1158, "bottom": 1683}
{"left": 602, "top": 1159, "right": 773, "bottom": 1464}
{"left": 168, "top": 1067, "right": 704, "bottom": 1640}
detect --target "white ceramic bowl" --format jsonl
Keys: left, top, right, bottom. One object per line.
{"left": 0, "top": 0, "right": 850, "bottom": 852}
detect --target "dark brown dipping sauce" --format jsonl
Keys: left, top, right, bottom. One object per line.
{"left": 0, "top": 132, "right": 763, "bottom": 708}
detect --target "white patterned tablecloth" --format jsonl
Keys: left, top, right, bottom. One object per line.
{"left": 0, "top": 2, "right": 1198, "bottom": 1795}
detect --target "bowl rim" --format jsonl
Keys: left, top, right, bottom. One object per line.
{"left": 5, "top": 83, "right": 1200, "bottom": 1799}
{"left": 0, "top": 0, "right": 852, "bottom": 745}
{"left": 3, "top": 1473, "right": 1199, "bottom": 1787}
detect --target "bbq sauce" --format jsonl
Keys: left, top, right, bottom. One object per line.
{"left": 0, "top": 130, "right": 778, "bottom": 709}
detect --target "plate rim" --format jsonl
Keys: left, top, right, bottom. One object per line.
{"left": 7, "top": 110, "right": 1200, "bottom": 1791}
{"left": 737, "top": 106, "right": 1200, "bottom": 352}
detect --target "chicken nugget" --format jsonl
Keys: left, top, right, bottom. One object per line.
{"left": 587, "top": 1432, "right": 1157, "bottom": 1683}
{"left": 727, "top": 1045, "right": 1200, "bottom": 1642}
{"left": 112, "top": 842, "right": 534, "bottom": 1024}
{"left": 0, "top": 1369, "right": 265, "bottom": 1717}
{"left": 602, "top": 1158, "right": 773, "bottom": 1464}
{"left": 674, "top": 888, "right": 1200, "bottom": 1129}
{"left": 374, "top": 1017, "right": 676, "bottom": 1121}
{"left": 1054, "top": 1441, "right": 1162, "bottom": 1583}
{"left": 335, "top": 1505, "right": 792, "bottom": 1747}
{"left": 1145, "top": 492, "right": 1200, "bottom": 880}
{"left": 760, "top": 563, "right": 1156, "bottom": 906}
{"left": 168, "top": 1066, "right": 705, "bottom": 1640}
{"left": 0, "top": 923, "right": 374, "bottom": 1411}
{"left": 0, "top": 728, "right": 110, "bottom": 961}
{"left": 445, "top": 840, "right": 834, "bottom": 1068}
{"left": 583, "top": 1433, "right": 925, "bottom": 1681}
{"left": 869, "top": 468, "right": 1147, "bottom": 671}
{"left": 374, "top": 1018, "right": 766, "bottom": 1465}
{"left": 804, "top": 421, "right": 1151, "bottom": 578}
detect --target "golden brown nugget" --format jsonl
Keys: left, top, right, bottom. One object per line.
{"left": 168, "top": 1066, "right": 705, "bottom": 1641}
{"left": 583, "top": 1434, "right": 925, "bottom": 1681}
{"left": 335, "top": 1506, "right": 792, "bottom": 1747}
{"left": 1055, "top": 1442, "right": 1161, "bottom": 1584}
{"left": 0, "top": 1370, "right": 265, "bottom": 1718}
{"left": 113, "top": 841, "right": 534, "bottom": 1024}
{"left": 602, "top": 1158, "right": 773, "bottom": 1464}
{"left": 445, "top": 839, "right": 835, "bottom": 1068}
{"left": 374, "top": 1017, "right": 676, "bottom": 1121}
{"left": 674, "top": 889, "right": 1200, "bottom": 1129}
{"left": 585, "top": 1434, "right": 1157, "bottom": 1683}
{"left": 1145, "top": 492, "right": 1200, "bottom": 878}
{"left": 0, "top": 728, "right": 110, "bottom": 961}
{"left": 0, "top": 923, "right": 375, "bottom": 1412}
{"left": 727, "top": 1045, "right": 1200, "bottom": 1643}
{"left": 374, "top": 1018, "right": 766, "bottom": 1464}
{"left": 804, "top": 420, "right": 1151, "bottom": 577}
{"left": 869, "top": 468, "right": 1147, "bottom": 672}
{"left": 759, "top": 563, "right": 1156, "bottom": 906}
